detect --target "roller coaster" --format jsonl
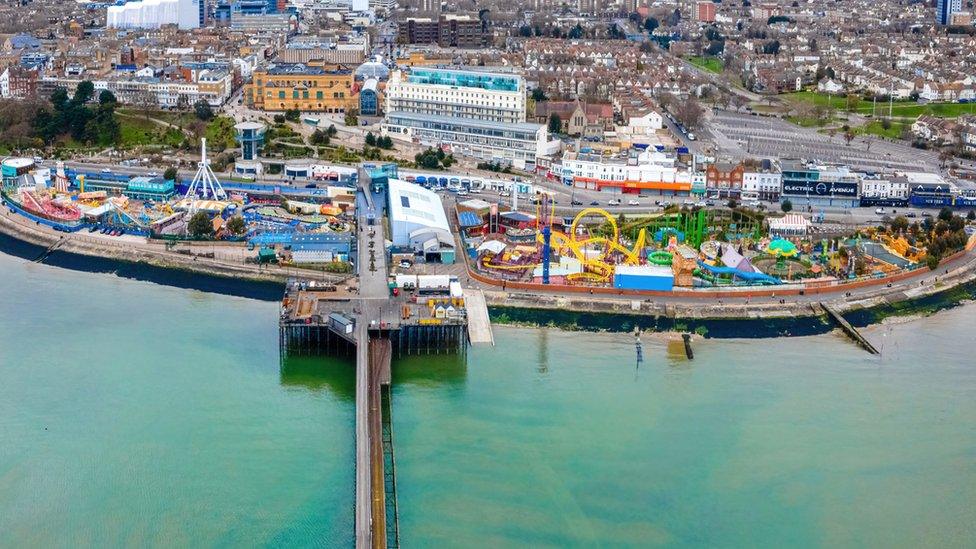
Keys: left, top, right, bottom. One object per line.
{"left": 539, "top": 208, "right": 648, "bottom": 283}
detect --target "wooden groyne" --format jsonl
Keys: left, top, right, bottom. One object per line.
{"left": 821, "top": 303, "right": 879, "bottom": 355}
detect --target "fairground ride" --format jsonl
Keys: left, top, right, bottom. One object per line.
{"left": 538, "top": 207, "right": 648, "bottom": 283}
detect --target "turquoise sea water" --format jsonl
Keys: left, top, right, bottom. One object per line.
{"left": 392, "top": 319, "right": 976, "bottom": 547}
{"left": 1, "top": 251, "right": 975, "bottom": 547}
{"left": 0, "top": 254, "right": 354, "bottom": 546}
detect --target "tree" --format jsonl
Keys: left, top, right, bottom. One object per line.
{"left": 674, "top": 98, "right": 705, "bottom": 129}
{"left": 226, "top": 215, "right": 246, "bottom": 235}
{"left": 344, "top": 108, "right": 359, "bottom": 127}
{"left": 326, "top": 124, "right": 338, "bottom": 137}
{"left": 284, "top": 108, "right": 301, "bottom": 122}
{"left": 781, "top": 199, "right": 793, "bottom": 212}
{"left": 378, "top": 135, "right": 393, "bottom": 149}
{"left": 548, "top": 112, "right": 562, "bottom": 134}
{"left": 644, "top": 17, "right": 659, "bottom": 33}
{"left": 938, "top": 207, "right": 953, "bottom": 222}
{"left": 310, "top": 128, "right": 330, "bottom": 146}
{"left": 727, "top": 199, "right": 738, "bottom": 209}
{"left": 890, "top": 215, "right": 909, "bottom": 232}
{"left": 194, "top": 100, "right": 214, "bottom": 121}
{"left": 968, "top": 210, "right": 976, "bottom": 221}
{"left": 843, "top": 130, "right": 855, "bottom": 146}
{"left": 188, "top": 211, "right": 214, "bottom": 238}
{"left": 531, "top": 88, "right": 548, "bottom": 102}
{"left": 99, "top": 90, "right": 117, "bottom": 106}
{"left": 72, "top": 81, "right": 95, "bottom": 105}
{"left": 763, "top": 39, "right": 781, "bottom": 56}
{"left": 364, "top": 131, "right": 376, "bottom": 146}
{"left": 163, "top": 167, "right": 178, "bottom": 181}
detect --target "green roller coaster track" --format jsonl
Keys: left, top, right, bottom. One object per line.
{"left": 618, "top": 208, "right": 764, "bottom": 250}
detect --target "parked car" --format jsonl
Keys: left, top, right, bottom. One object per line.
{"left": 571, "top": 199, "right": 583, "bottom": 206}
{"left": 590, "top": 200, "right": 600, "bottom": 206}
{"left": 607, "top": 199, "right": 621, "bottom": 206}
{"left": 906, "top": 212, "right": 917, "bottom": 218}
{"left": 875, "top": 207, "right": 886, "bottom": 215}
{"left": 627, "top": 199, "right": 640, "bottom": 206}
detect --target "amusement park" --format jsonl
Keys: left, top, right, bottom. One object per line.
{"left": 460, "top": 193, "right": 976, "bottom": 294}
{"left": 0, "top": 143, "right": 358, "bottom": 270}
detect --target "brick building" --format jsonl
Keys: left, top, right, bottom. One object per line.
{"left": 705, "top": 161, "right": 744, "bottom": 199}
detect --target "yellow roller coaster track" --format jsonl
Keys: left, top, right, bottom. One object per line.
{"left": 538, "top": 208, "right": 648, "bottom": 282}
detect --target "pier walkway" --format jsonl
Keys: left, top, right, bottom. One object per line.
{"left": 355, "top": 178, "right": 392, "bottom": 548}
{"left": 462, "top": 288, "right": 494, "bottom": 345}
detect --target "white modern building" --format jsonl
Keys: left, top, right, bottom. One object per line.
{"left": 387, "top": 178, "right": 455, "bottom": 263}
{"left": 385, "top": 68, "right": 527, "bottom": 124}
{"left": 106, "top": 0, "right": 203, "bottom": 30}
{"left": 559, "top": 149, "right": 693, "bottom": 196}
{"left": 859, "top": 176, "right": 910, "bottom": 201}
{"left": 742, "top": 169, "right": 783, "bottom": 201}
{"left": 383, "top": 112, "right": 555, "bottom": 170}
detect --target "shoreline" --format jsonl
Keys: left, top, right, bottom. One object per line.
{"left": 0, "top": 203, "right": 352, "bottom": 300}
{"left": 484, "top": 277, "right": 976, "bottom": 338}
{"left": 2, "top": 201, "right": 975, "bottom": 334}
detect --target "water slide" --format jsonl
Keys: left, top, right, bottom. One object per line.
{"left": 695, "top": 261, "right": 782, "bottom": 285}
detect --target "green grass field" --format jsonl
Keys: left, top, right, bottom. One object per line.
{"left": 202, "top": 115, "right": 238, "bottom": 150}
{"left": 853, "top": 120, "right": 911, "bottom": 139}
{"left": 687, "top": 56, "right": 723, "bottom": 74}
{"left": 118, "top": 115, "right": 184, "bottom": 148}
{"left": 783, "top": 91, "right": 976, "bottom": 118}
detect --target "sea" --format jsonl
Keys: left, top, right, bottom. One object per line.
{"left": 1, "top": 250, "right": 973, "bottom": 547}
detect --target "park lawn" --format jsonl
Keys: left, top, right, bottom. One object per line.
{"left": 783, "top": 90, "right": 976, "bottom": 118}
{"left": 687, "top": 56, "right": 723, "bottom": 74}
{"left": 204, "top": 115, "right": 238, "bottom": 150}
{"left": 118, "top": 115, "right": 184, "bottom": 148}
{"left": 787, "top": 115, "right": 829, "bottom": 128}
{"left": 853, "top": 119, "right": 910, "bottom": 139}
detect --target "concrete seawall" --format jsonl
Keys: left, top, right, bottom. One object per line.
{"left": 0, "top": 206, "right": 348, "bottom": 285}
{"left": 482, "top": 248, "right": 976, "bottom": 325}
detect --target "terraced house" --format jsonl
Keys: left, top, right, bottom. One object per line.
{"left": 247, "top": 63, "right": 355, "bottom": 113}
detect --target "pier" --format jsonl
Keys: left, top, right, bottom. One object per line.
{"left": 279, "top": 181, "right": 487, "bottom": 548}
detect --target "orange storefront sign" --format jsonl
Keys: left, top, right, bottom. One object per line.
{"left": 575, "top": 177, "right": 691, "bottom": 192}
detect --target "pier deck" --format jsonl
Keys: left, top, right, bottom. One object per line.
{"left": 280, "top": 181, "right": 471, "bottom": 549}
{"left": 462, "top": 288, "right": 494, "bottom": 345}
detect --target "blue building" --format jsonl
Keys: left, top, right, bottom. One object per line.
{"left": 936, "top": 0, "right": 962, "bottom": 24}
{"left": 234, "top": 122, "right": 266, "bottom": 161}
{"left": 233, "top": 0, "right": 277, "bottom": 14}
{"left": 359, "top": 78, "right": 379, "bottom": 116}
{"left": 780, "top": 160, "right": 860, "bottom": 208}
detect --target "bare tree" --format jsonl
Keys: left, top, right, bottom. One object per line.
{"left": 674, "top": 98, "right": 705, "bottom": 129}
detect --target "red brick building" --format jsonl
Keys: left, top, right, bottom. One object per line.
{"left": 696, "top": 1, "right": 716, "bottom": 22}
{"left": 706, "top": 161, "right": 744, "bottom": 199}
